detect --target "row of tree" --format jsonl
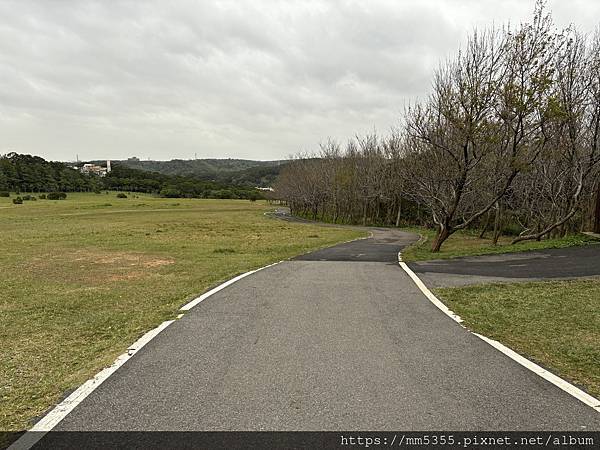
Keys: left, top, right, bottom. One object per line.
{"left": 0, "top": 153, "right": 96, "bottom": 193}
{"left": 0, "top": 153, "right": 263, "bottom": 200}
{"left": 119, "top": 158, "right": 284, "bottom": 188}
{"left": 274, "top": 3, "right": 600, "bottom": 251}
{"left": 104, "top": 165, "right": 262, "bottom": 199}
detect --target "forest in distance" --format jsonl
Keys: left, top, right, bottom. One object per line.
{"left": 274, "top": 3, "right": 600, "bottom": 251}
{"left": 0, "top": 153, "right": 264, "bottom": 200}
{"left": 117, "top": 157, "right": 285, "bottom": 188}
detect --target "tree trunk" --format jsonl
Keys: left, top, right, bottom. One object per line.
{"left": 594, "top": 184, "right": 600, "bottom": 233}
{"left": 385, "top": 205, "right": 393, "bottom": 226}
{"left": 395, "top": 198, "right": 402, "bottom": 227}
{"left": 479, "top": 211, "right": 491, "bottom": 238}
{"left": 431, "top": 224, "right": 451, "bottom": 252}
{"left": 492, "top": 201, "right": 503, "bottom": 245}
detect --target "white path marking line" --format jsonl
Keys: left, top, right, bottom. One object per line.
{"left": 180, "top": 262, "right": 281, "bottom": 311}
{"left": 9, "top": 320, "right": 175, "bottom": 450}
{"left": 474, "top": 333, "right": 600, "bottom": 412}
{"left": 398, "top": 253, "right": 463, "bottom": 324}
{"left": 398, "top": 251, "right": 600, "bottom": 414}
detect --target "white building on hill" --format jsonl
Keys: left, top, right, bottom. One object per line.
{"left": 80, "top": 161, "right": 112, "bottom": 177}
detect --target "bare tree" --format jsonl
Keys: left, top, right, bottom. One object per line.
{"left": 403, "top": 26, "right": 512, "bottom": 251}
{"left": 512, "top": 27, "right": 600, "bottom": 242}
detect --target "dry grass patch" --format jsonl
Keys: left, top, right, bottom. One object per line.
{"left": 26, "top": 249, "right": 175, "bottom": 284}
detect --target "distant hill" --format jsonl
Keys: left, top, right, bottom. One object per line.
{"left": 0, "top": 153, "right": 263, "bottom": 200}
{"left": 116, "top": 158, "right": 286, "bottom": 188}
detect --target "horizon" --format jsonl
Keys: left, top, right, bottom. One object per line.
{"left": 1, "top": 0, "right": 600, "bottom": 161}
{"left": 1, "top": 151, "right": 284, "bottom": 163}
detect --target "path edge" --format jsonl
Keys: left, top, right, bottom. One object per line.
{"left": 398, "top": 252, "right": 600, "bottom": 414}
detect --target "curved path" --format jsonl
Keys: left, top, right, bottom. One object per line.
{"left": 35, "top": 226, "right": 600, "bottom": 435}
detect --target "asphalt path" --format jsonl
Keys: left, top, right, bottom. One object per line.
{"left": 30, "top": 224, "right": 599, "bottom": 442}
{"left": 409, "top": 244, "right": 600, "bottom": 288}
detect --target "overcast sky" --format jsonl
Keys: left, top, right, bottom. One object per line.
{"left": 1, "top": 0, "right": 599, "bottom": 162}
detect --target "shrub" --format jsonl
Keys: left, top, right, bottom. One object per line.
{"left": 12, "top": 197, "right": 23, "bottom": 205}
{"left": 38, "top": 194, "right": 46, "bottom": 199}
{"left": 213, "top": 248, "right": 236, "bottom": 254}
{"left": 47, "top": 192, "right": 67, "bottom": 200}
{"left": 22, "top": 195, "right": 32, "bottom": 201}
{"left": 0, "top": 191, "right": 9, "bottom": 197}
{"left": 502, "top": 223, "right": 523, "bottom": 236}
{"left": 247, "top": 191, "right": 262, "bottom": 202}
{"left": 116, "top": 193, "right": 128, "bottom": 198}
{"left": 160, "top": 188, "right": 181, "bottom": 198}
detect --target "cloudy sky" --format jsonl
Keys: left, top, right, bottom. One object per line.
{"left": 1, "top": 0, "right": 599, "bottom": 162}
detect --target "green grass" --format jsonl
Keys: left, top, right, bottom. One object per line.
{"left": 400, "top": 226, "right": 599, "bottom": 262}
{"left": 435, "top": 279, "right": 600, "bottom": 398}
{"left": 0, "top": 193, "right": 365, "bottom": 431}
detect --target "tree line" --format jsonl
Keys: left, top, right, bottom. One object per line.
{"left": 0, "top": 153, "right": 263, "bottom": 200}
{"left": 274, "top": 3, "right": 600, "bottom": 251}
{"left": 119, "top": 158, "right": 284, "bottom": 188}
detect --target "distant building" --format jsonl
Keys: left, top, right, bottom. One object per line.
{"left": 80, "top": 160, "right": 111, "bottom": 177}
{"left": 256, "top": 187, "right": 274, "bottom": 192}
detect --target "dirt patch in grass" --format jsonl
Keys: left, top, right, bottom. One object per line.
{"left": 72, "top": 250, "right": 175, "bottom": 267}
{"left": 107, "top": 272, "right": 145, "bottom": 281}
{"left": 27, "top": 249, "right": 175, "bottom": 283}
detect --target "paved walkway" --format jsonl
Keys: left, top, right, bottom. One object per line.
{"left": 38, "top": 228, "right": 599, "bottom": 434}
{"left": 409, "top": 244, "right": 600, "bottom": 288}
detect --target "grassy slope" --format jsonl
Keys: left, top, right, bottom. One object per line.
{"left": 435, "top": 279, "right": 600, "bottom": 398}
{"left": 0, "top": 193, "right": 364, "bottom": 431}
{"left": 400, "top": 226, "right": 598, "bottom": 262}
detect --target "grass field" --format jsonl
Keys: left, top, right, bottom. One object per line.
{"left": 400, "top": 226, "right": 598, "bottom": 262}
{"left": 435, "top": 279, "right": 600, "bottom": 398}
{"left": 0, "top": 193, "right": 364, "bottom": 431}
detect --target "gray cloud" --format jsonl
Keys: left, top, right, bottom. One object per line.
{"left": 0, "top": 0, "right": 599, "bottom": 161}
